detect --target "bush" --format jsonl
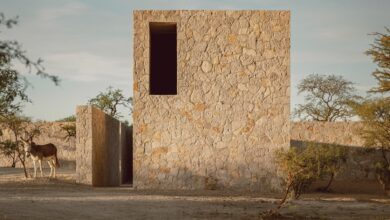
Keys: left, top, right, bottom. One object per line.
{"left": 0, "top": 140, "right": 18, "bottom": 167}
{"left": 56, "top": 115, "right": 76, "bottom": 122}
{"left": 275, "top": 143, "right": 348, "bottom": 200}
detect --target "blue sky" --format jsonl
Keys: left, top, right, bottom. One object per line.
{"left": 1, "top": 0, "right": 389, "bottom": 121}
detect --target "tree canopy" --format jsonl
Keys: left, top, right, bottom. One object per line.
{"left": 0, "top": 13, "right": 58, "bottom": 117}
{"left": 351, "top": 98, "right": 390, "bottom": 161}
{"left": 366, "top": 28, "right": 390, "bottom": 93}
{"left": 0, "top": 114, "right": 32, "bottom": 177}
{"left": 294, "top": 74, "right": 360, "bottom": 121}
{"left": 88, "top": 86, "right": 132, "bottom": 119}
{"left": 350, "top": 97, "right": 390, "bottom": 193}
{"left": 56, "top": 115, "right": 76, "bottom": 122}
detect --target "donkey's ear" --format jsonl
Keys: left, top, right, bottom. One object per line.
{"left": 20, "top": 138, "right": 29, "bottom": 145}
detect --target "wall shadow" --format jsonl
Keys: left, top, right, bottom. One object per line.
{"left": 121, "top": 125, "right": 132, "bottom": 185}
{"left": 291, "top": 140, "right": 389, "bottom": 195}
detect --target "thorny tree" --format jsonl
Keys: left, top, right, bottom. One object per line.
{"left": 351, "top": 97, "right": 390, "bottom": 195}
{"left": 294, "top": 74, "right": 360, "bottom": 121}
{"left": 0, "top": 129, "right": 18, "bottom": 167}
{"left": 366, "top": 28, "right": 390, "bottom": 93}
{"left": 0, "top": 13, "right": 58, "bottom": 117}
{"left": 0, "top": 115, "right": 31, "bottom": 177}
{"left": 263, "top": 144, "right": 348, "bottom": 218}
{"left": 88, "top": 86, "right": 132, "bottom": 120}
{"left": 61, "top": 124, "right": 76, "bottom": 148}
{"left": 349, "top": 28, "right": 390, "bottom": 195}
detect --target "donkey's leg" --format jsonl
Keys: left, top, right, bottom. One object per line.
{"left": 52, "top": 159, "right": 56, "bottom": 178}
{"left": 38, "top": 160, "right": 43, "bottom": 177}
{"left": 48, "top": 161, "right": 53, "bottom": 178}
{"left": 33, "top": 160, "right": 37, "bottom": 178}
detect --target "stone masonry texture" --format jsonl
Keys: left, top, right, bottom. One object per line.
{"left": 0, "top": 122, "right": 76, "bottom": 169}
{"left": 133, "top": 10, "right": 291, "bottom": 192}
{"left": 292, "top": 122, "right": 389, "bottom": 181}
{"left": 76, "top": 106, "right": 131, "bottom": 186}
{"left": 76, "top": 106, "right": 93, "bottom": 185}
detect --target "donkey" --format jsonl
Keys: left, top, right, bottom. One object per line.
{"left": 23, "top": 141, "right": 60, "bottom": 178}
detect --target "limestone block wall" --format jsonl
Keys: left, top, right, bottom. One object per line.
{"left": 291, "top": 122, "right": 388, "bottom": 180}
{"left": 76, "top": 106, "right": 93, "bottom": 184}
{"left": 133, "top": 10, "right": 290, "bottom": 192}
{"left": 0, "top": 122, "right": 76, "bottom": 168}
{"left": 291, "top": 122, "right": 365, "bottom": 147}
{"left": 76, "top": 106, "right": 132, "bottom": 186}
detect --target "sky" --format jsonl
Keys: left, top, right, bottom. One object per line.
{"left": 1, "top": 0, "right": 389, "bottom": 121}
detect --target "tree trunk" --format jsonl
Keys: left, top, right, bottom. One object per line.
{"left": 377, "top": 167, "right": 390, "bottom": 196}
{"left": 11, "top": 151, "right": 17, "bottom": 168}
{"left": 380, "top": 148, "right": 390, "bottom": 168}
{"left": 277, "top": 181, "right": 294, "bottom": 209}
{"left": 17, "top": 152, "right": 28, "bottom": 178}
{"left": 323, "top": 173, "right": 335, "bottom": 192}
{"left": 21, "top": 160, "right": 28, "bottom": 178}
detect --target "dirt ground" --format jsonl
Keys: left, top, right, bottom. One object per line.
{"left": 0, "top": 168, "right": 390, "bottom": 220}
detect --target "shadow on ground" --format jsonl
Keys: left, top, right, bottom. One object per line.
{"left": 0, "top": 168, "right": 390, "bottom": 220}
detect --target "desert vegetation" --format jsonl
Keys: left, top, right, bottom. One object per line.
{"left": 0, "top": 7, "right": 389, "bottom": 220}
{"left": 349, "top": 28, "right": 390, "bottom": 195}
{"left": 266, "top": 28, "right": 390, "bottom": 217}
{"left": 88, "top": 86, "right": 133, "bottom": 120}
{"left": 293, "top": 74, "right": 360, "bottom": 122}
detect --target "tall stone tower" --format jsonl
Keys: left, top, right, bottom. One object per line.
{"left": 133, "top": 10, "right": 290, "bottom": 192}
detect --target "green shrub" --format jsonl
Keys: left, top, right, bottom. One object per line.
{"left": 56, "top": 115, "right": 76, "bottom": 122}
{"left": 275, "top": 143, "right": 348, "bottom": 200}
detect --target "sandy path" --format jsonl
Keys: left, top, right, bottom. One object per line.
{"left": 0, "top": 168, "right": 390, "bottom": 220}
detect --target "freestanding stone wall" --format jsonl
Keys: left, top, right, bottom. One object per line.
{"left": 76, "top": 106, "right": 132, "bottom": 186}
{"left": 292, "top": 122, "right": 389, "bottom": 182}
{"left": 133, "top": 10, "right": 290, "bottom": 192}
{"left": 291, "top": 122, "right": 365, "bottom": 147}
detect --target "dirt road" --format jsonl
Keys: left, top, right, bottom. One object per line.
{"left": 0, "top": 168, "right": 389, "bottom": 219}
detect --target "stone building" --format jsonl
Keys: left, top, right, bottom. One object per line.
{"left": 133, "top": 10, "right": 290, "bottom": 192}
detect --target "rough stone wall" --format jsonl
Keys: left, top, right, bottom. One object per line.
{"left": 291, "top": 122, "right": 365, "bottom": 147}
{"left": 76, "top": 106, "right": 131, "bottom": 186}
{"left": 0, "top": 122, "right": 76, "bottom": 168}
{"left": 133, "top": 10, "right": 290, "bottom": 192}
{"left": 292, "top": 122, "right": 388, "bottom": 180}
{"left": 76, "top": 106, "right": 93, "bottom": 185}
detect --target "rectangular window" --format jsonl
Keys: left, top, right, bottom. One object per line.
{"left": 149, "top": 22, "right": 177, "bottom": 95}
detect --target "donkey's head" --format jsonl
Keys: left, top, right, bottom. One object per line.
{"left": 21, "top": 137, "right": 34, "bottom": 158}
{"left": 22, "top": 140, "right": 31, "bottom": 157}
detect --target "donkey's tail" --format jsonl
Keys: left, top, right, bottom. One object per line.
{"left": 55, "top": 151, "right": 61, "bottom": 168}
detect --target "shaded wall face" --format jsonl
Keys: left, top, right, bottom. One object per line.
{"left": 133, "top": 10, "right": 290, "bottom": 191}
{"left": 91, "top": 107, "right": 120, "bottom": 187}
{"left": 291, "top": 122, "right": 389, "bottom": 181}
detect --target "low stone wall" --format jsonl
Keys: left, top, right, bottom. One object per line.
{"left": 291, "top": 122, "right": 365, "bottom": 147}
{"left": 291, "top": 122, "right": 388, "bottom": 181}
{"left": 0, "top": 122, "right": 76, "bottom": 169}
{"left": 2, "top": 118, "right": 383, "bottom": 192}
{"left": 76, "top": 106, "right": 132, "bottom": 186}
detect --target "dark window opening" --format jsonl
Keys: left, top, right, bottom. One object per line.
{"left": 149, "top": 22, "right": 177, "bottom": 95}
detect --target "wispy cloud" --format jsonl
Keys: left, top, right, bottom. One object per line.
{"left": 45, "top": 52, "right": 131, "bottom": 84}
{"left": 36, "top": 2, "right": 87, "bottom": 23}
{"left": 292, "top": 50, "right": 370, "bottom": 65}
